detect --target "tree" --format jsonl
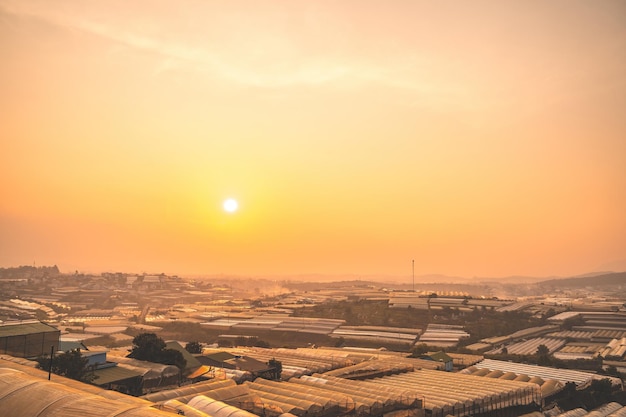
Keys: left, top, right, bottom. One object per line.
{"left": 218, "top": 339, "right": 233, "bottom": 347}
{"left": 128, "top": 333, "right": 187, "bottom": 371}
{"left": 578, "top": 379, "right": 614, "bottom": 408}
{"left": 185, "top": 341, "right": 203, "bottom": 354}
{"left": 410, "top": 343, "right": 430, "bottom": 357}
{"left": 537, "top": 344, "right": 551, "bottom": 366}
{"left": 36, "top": 349, "right": 96, "bottom": 383}
{"left": 129, "top": 333, "right": 166, "bottom": 361}
{"left": 160, "top": 348, "right": 186, "bottom": 371}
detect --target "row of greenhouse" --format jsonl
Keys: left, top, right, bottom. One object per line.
{"left": 464, "top": 359, "right": 623, "bottom": 388}
{"left": 203, "top": 314, "right": 431, "bottom": 347}
{"left": 552, "top": 402, "right": 626, "bottom": 417}
{"left": 485, "top": 335, "right": 626, "bottom": 360}
{"left": 0, "top": 363, "right": 176, "bottom": 417}
{"left": 5, "top": 351, "right": 621, "bottom": 417}
{"left": 138, "top": 365, "right": 544, "bottom": 417}
{"left": 419, "top": 323, "right": 470, "bottom": 345}
{"left": 485, "top": 337, "right": 566, "bottom": 355}
{"left": 468, "top": 320, "right": 626, "bottom": 361}
{"left": 202, "top": 316, "right": 345, "bottom": 335}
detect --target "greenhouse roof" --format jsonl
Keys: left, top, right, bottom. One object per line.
{"left": 0, "top": 321, "right": 59, "bottom": 337}
{"left": 92, "top": 365, "right": 142, "bottom": 385}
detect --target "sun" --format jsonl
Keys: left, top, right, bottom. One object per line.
{"left": 222, "top": 198, "right": 239, "bottom": 213}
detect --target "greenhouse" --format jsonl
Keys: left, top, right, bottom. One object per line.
{"left": 553, "top": 403, "right": 626, "bottom": 417}
{"left": 290, "top": 376, "right": 389, "bottom": 415}
{"left": 586, "top": 402, "right": 624, "bottom": 417}
{"left": 488, "top": 337, "right": 565, "bottom": 356}
{"left": 0, "top": 365, "right": 175, "bottom": 416}
{"left": 321, "top": 356, "right": 443, "bottom": 379}
{"left": 468, "top": 358, "right": 622, "bottom": 387}
{"left": 555, "top": 408, "right": 590, "bottom": 417}
{"left": 608, "top": 405, "right": 626, "bottom": 417}
{"left": 598, "top": 337, "right": 626, "bottom": 359}
{"left": 247, "top": 377, "right": 356, "bottom": 416}
{"left": 461, "top": 366, "right": 566, "bottom": 397}
{"left": 141, "top": 378, "right": 237, "bottom": 402}
{"left": 365, "top": 368, "right": 542, "bottom": 417}
{"left": 187, "top": 395, "right": 259, "bottom": 417}
{"left": 162, "top": 399, "right": 210, "bottom": 417}
{"left": 111, "top": 356, "right": 181, "bottom": 391}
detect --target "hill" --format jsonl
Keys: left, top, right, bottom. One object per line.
{"left": 537, "top": 271, "right": 626, "bottom": 289}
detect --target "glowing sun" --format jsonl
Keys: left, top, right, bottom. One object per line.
{"left": 223, "top": 198, "right": 239, "bottom": 213}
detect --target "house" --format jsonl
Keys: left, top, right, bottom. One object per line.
{"left": 420, "top": 351, "right": 454, "bottom": 371}
{"left": 164, "top": 341, "right": 211, "bottom": 380}
{"left": 197, "top": 351, "right": 278, "bottom": 380}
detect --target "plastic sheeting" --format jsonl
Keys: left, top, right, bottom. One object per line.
{"left": 0, "top": 367, "right": 175, "bottom": 417}
{"left": 187, "top": 395, "right": 260, "bottom": 417}
{"left": 247, "top": 378, "right": 354, "bottom": 415}
{"left": 141, "top": 378, "right": 235, "bottom": 402}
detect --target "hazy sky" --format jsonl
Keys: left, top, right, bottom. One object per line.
{"left": 1, "top": 1, "right": 625, "bottom": 279}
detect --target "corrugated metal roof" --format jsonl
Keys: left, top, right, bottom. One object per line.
{"left": 165, "top": 341, "right": 202, "bottom": 370}
{"left": 92, "top": 365, "right": 143, "bottom": 385}
{"left": 186, "top": 365, "right": 212, "bottom": 379}
{"left": 204, "top": 351, "right": 237, "bottom": 362}
{"left": 0, "top": 321, "right": 59, "bottom": 337}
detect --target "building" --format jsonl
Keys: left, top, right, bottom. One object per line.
{"left": 420, "top": 351, "right": 454, "bottom": 371}
{"left": 0, "top": 320, "right": 60, "bottom": 358}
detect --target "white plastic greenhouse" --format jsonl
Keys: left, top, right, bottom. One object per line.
{"left": 469, "top": 358, "right": 622, "bottom": 387}
{"left": 555, "top": 408, "right": 589, "bottom": 417}
{"left": 371, "top": 368, "right": 542, "bottom": 416}
{"left": 247, "top": 377, "right": 355, "bottom": 415}
{"left": 608, "top": 405, "right": 626, "bottom": 417}
{"left": 187, "top": 395, "right": 258, "bottom": 417}
{"left": 0, "top": 366, "right": 176, "bottom": 417}
{"left": 141, "top": 378, "right": 236, "bottom": 402}
{"left": 586, "top": 402, "right": 624, "bottom": 417}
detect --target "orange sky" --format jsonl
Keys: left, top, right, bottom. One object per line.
{"left": 1, "top": 1, "right": 625, "bottom": 280}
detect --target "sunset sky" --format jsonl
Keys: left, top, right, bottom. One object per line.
{"left": 1, "top": 1, "right": 625, "bottom": 280}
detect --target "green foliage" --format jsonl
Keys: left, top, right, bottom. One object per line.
{"left": 578, "top": 379, "right": 615, "bottom": 409}
{"left": 217, "top": 338, "right": 233, "bottom": 347}
{"left": 160, "top": 348, "right": 186, "bottom": 370}
{"left": 128, "top": 333, "right": 187, "bottom": 371}
{"left": 295, "top": 299, "right": 541, "bottom": 348}
{"left": 293, "top": 300, "right": 429, "bottom": 327}
{"left": 36, "top": 349, "right": 96, "bottom": 383}
{"left": 460, "top": 309, "right": 540, "bottom": 345}
{"left": 129, "top": 333, "right": 165, "bottom": 361}
{"left": 410, "top": 343, "right": 431, "bottom": 356}
{"left": 185, "top": 341, "right": 203, "bottom": 354}
{"left": 157, "top": 321, "right": 216, "bottom": 343}
{"left": 536, "top": 344, "right": 552, "bottom": 366}
{"left": 234, "top": 336, "right": 270, "bottom": 348}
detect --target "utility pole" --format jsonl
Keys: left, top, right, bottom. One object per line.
{"left": 48, "top": 345, "right": 54, "bottom": 380}
{"left": 412, "top": 259, "right": 415, "bottom": 292}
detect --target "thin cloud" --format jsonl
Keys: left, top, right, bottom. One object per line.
{"left": 0, "top": 1, "right": 454, "bottom": 93}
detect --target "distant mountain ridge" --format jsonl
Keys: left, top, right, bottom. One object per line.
{"left": 537, "top": 271, "right": 626, "bottom": 288}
